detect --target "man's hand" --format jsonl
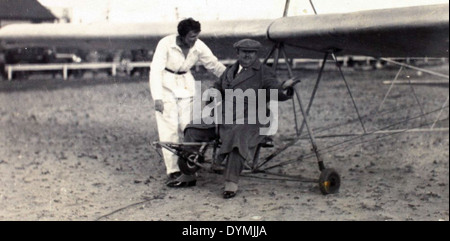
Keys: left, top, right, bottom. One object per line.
{"left": 155, "top": 100, "right": 164, "bottom": 114}
{"left": 282, "top": 76, "right": 301, "bottom": 89}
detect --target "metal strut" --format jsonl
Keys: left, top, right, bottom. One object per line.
{"left": 293, "top": 87, "right": 326, "bottom": 171}
{"left": 332, "top": 53, "right": 367, "bottom": 133}
{"left": 283, "top": 0, "right": 291, "bottom": 17}
{"left": 263, "top": 44, "right": 278, "bottom": 66}
{"left": 378, "top": 66, "right": 404, "bottom": 112}
{"left": 279, "top": 43, "right": 300, "bottom": 136}
{"left": 297, "top": 52, "right": 329, "bottom": 137}
{"left": 257, "top": 42, "right": 328, "bottom": 171}
{"left": 279, "top": 44, "right": 329, "bottom": 138}
{"left": 407, "top": 74, "right": 430, "bottom": 126}
{"left": 309, "top": 0, "right": 318, "bottom": 14}
{"left": 378, "top": 57, "right": 449, "bottom": 128}
{"left": 267, "top": 42, "right": 301, "bottom": 137}
{"left": 432, "top": 95, "right": 449, "bottom": 129}
{"left": 271, "top": 43, "right": 281, "bottom": 71}
{"left": 380, "top": 57, "right": 449, "bottom": 79}
{"left": 253, "top": 42, "right": 298, "bottom": 170}
{"left": 278, "top": 43, "right": 327, "bottom": 171}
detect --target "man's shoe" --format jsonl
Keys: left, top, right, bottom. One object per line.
{"left": 223, "top": 181, "right": 238, "bottom": 199}
{"left": 261, "top": 137, "right": 274, "bottom": 148}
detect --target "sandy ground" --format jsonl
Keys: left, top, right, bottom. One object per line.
{"left": 0, "top": 63, "right": 448, "bottom": 221}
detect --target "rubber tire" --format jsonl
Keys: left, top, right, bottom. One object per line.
{"left": 318, "top": 168, "right": 341, "bottom": 195}
{"left": 178, "top": 154, "right": 202, "bottom": 175}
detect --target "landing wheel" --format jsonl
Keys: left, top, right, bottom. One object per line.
{"left": 178, "top": 153, "right": 203, "bottom": 175}
{"left": 318, "top": 168, "right": 340, "bottom": 195}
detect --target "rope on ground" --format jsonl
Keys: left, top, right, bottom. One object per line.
{"left": 95, "top": 195, "right": 164, "bottom": 221}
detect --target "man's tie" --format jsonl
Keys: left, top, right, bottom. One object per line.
{"left": 234, "top": 66, "right": 245, "bottom": 78}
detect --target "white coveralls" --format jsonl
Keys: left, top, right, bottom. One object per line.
{"left": 149, "top": 34, "right": 226, "bottom": 175}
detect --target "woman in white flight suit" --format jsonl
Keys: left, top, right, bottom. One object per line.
{"left": 149, "top": 18, "right": 226, "bottom": 187}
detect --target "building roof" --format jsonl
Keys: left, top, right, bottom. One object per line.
{"left": 0, "top": 0, "right": 56, "bottom": 21}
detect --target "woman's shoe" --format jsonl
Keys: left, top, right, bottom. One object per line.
{"left": 167, "top": 171, "right": 181, "bottom": 180}
{"left": 166, "top": 173, "right": 197, "bottom": 188}
{"left": 166, "top": 179, "right": 196, "bottom": 188}
{"left": 223, "top": 191, "right": 236, "bottom": 199}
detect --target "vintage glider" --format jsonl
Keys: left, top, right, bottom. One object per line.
{"left": 0, "top": 3, "right": 448, "bottom": 194}
{"left": 0, "top": 3, "right": 448, "bottom": 59}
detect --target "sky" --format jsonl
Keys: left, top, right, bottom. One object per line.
{"left": 38, "top": 0, "right": 449, "bottom": 23}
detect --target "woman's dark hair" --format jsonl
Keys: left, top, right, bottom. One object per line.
{"left": 177, "top": 18, "right": 201, "bottom": 37}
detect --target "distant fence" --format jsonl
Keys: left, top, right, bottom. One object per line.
{"left": 1, "top": 58, "right": 331, "bottom": 81}
{"left": 4, "top": 61, "right": 151, "bottom": 81}
{"left": 3, "top": 57, "right": 446, "bottom": 81}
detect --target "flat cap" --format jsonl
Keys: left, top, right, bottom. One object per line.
{"left": 233, "top": 39, "right": 262, "bottom": 51}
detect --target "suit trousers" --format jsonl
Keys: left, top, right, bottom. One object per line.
{"left": 223, "top": 148, "right": 245, "bottom": 184}
{"left": 156, "top": 97, "right": 193, "bottom": 175}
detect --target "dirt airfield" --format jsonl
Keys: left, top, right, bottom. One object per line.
{"left": 0, "top": 63, "right": 448, "bottom": 221}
